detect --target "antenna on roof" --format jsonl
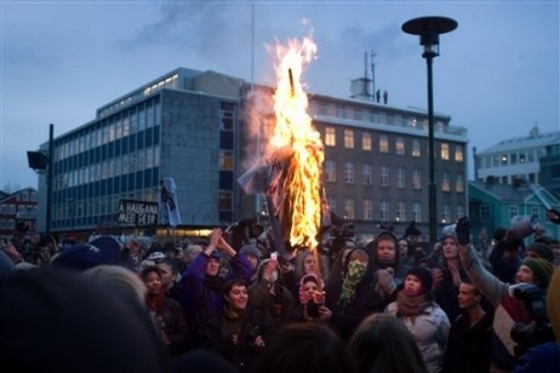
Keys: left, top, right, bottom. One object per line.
{"left": 370, "top": 50, "right": 376, "bottom": 97}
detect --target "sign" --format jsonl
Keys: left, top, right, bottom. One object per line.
{"left": 118, "top": 199, "right": 158, "bottom": 226}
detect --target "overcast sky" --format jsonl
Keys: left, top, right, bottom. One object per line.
{"left": 1, "top": 0, "right": 558, "bottom": 191}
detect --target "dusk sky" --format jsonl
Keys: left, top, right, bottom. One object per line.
{"left": 1, "top": 0, "right": 558, "bottom": 191}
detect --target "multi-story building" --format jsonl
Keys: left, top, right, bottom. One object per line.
{"left": 35, "top": 67, "right": 468, "bottom": 239}
{"left": 0, "top": 187, "right": 38, "bottom": 239}
{"left": 474, "top": 126, "right": 560, "bottom": 186}
{"left": 540, "top": 142, "right": 560, "bottom": 199}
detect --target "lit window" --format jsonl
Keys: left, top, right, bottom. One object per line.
{"left": 344, "top": 162, "right": 355, "bottom": 184}
{"left": 219, "top": 150, "right": 234, "bottom": 171}
{"left": 219, "top": 191, "right": 233, "bottom": 211}
{"left": 362, "top": 132, "right": 372, "bottom": 151}
{"left": 442, "top": 172, "right": 451, "bottom": 192}
{"left": 395, "top": 137, "right": 405, "bottom": 155}
{"left": 325, "top": 127, "right": 336, "bottom": 147}
{"left": 455, "top": 146, "right": 464, "bottom": 162}
{"left": 412, "top": 139, "right": 421, "bottom": 157}
{"left": 442, "top": 204, "right": 451, "bottom": 224}
{"left": 324, "top": 160, "right": 337, "bottom": 182}
{"left": 501, "top": 154, "right": 508, "bottom": 165}
{"left": 344, "top": 129, "right": 354, "bottom": 149}
{"left": 441, "top": 143, "right": 450, "bottom": 160}
{"left": 380, "top": 166, "right": 389, "bottom": 187}
{"left": 379, "top": 135, "right": 389, "bottom": 153}
{"left": 362, "top": 199, "right": 373, "bottom": 220}
{"left": 344, "top": 198, "right": 355, "bottom": 219}
{"left": 362, "top": 164, "right": 372, "bottom": 185}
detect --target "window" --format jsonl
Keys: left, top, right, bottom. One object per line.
{"left": 493, "top": 155, "right": 500, "bottom": 167}
{"left": 457, "top": 205, "right": 465, "bottom": 220}
{"left": 511, "top": 153, "right": 517, "bottom": 165}
{"left": 362, "top": 199, "right": 373, "bottom": 220}
{"left": 0, "top": 204, "right": 7, "bottom": 214}
{"left": 442, "top": 204, "right": 451, "bottom": 224}
{"left": 412, "top": 202, "right": 422, "bottom": 223}
{"left": 344, "top": 129, "right": 354, "bottom": 149}
{"left": 8, "top": 205, "right": 15, "bottom": 214}
{"left": 344, "top": 162, "right": 355, "bottom": 184}
{"left": 380, "top": 166, "right": 389, "bottom": 187}
{"left": 219, "top": 191, "right": 233, "bottom": 211}
{"left": 362, "top": 132, "right": 372, "bottom": 151}
{"left": 441, "top": 143, "right": 450, "bottom": 160}
{"left": 379, "top": 135, "right": 389, "bottom": 153}
{"left": 325, "top": 127, "right": 336, "bottom": 147}
{"left": 344, "top": 198, "right": 355, "bottom": 219}
{"left": 442, "top": 172, "right": 451, "bottom": 192}
{"left": 510, "top": 205, "right": 518, "bottom": 218}
{"left": 219, "top": 150, "right": 234, "bottom": 171}
{"left": 455, "top": 146, "right": 464, "bottom": 162}
{"left": 380, "top": 199, "right": 390, "bottom": 221}
{"left": 531, "top": 207, "right": 540, "bottom": 220}
{"left": 412, "top": 139, "right": 421, "bottom": 157}
{"left": 396, "top": 167, "right": 406, "bottom": 188}
{"left": 395, "top": 137, "right": 405, "bottom": 155}
{"left": 480, "top": 205, "right": 491, "bottom": 222}
{"left": 519, "top": 153, "right": 526, "bottom": 163}
{"left": 396, "top": 201, "right": 406, "bottom": 222}
{"left": 501, "top": 154, "right": 508, "bottom": 165}
{"left": 412, "top": 168, "right": 422, "bottom": 189}
{"left": 328, "top": 196, "right": 337, "bottom": 214}
{"left": 22, "top": 192, "right": 29, "bottom": 201}
{"left": 324, "top": 160, "right": 337, "bottom": 182}
{"left": 456, "top": 173, "right": 464, "bottom": 193}
{"left": 362, "top": 164, "right": 373, "bottom": 185}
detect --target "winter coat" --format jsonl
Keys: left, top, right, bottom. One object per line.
{"left": 196, "top": 307, "right": 275, "bottom": 372}
{"left": 386, "top": 302, "right": 450, "bottom": 373}
{"left": 158, "top": 296, "right": 189, "bottom": 355}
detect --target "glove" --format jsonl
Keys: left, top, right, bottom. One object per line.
{"left": 376, "top": 268, "right": 397, "bottom": 295}
{"left": 455, "top": 217, "right": 471, "bottom": 246}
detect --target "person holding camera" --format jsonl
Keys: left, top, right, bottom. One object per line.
{"left": 196, "top": 278, "right": 275, "bottom": 372}
{"left": 455, "top": 217, "right": 554, "bottom": 372}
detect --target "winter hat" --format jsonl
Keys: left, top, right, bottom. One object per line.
{"left": 146, "top": 251, "right": 166, "bottom": 261}
{"left": 52, "top": 237, "right": 121, "bottom": 272}
{"left": 523, "top": 258, "right": 553, "bottom": 289}
{"left": 526, "top": 243, "right": 554, "bottom": 264}
{"left": 239, "top": 243, "right": 261, "bottom": 259}
{"left": 405, "top": 267, "right": 433, "bottom": 295}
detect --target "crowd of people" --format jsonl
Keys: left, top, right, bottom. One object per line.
{"left": 1, "top": 211, "right": 560, "bottom": 373}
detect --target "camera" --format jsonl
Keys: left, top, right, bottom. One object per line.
{"left": 510, "top": 283, "right": 554, "bottom": 357}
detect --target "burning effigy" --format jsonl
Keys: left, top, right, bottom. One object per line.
{"left": 238, "top": 36, "right": 326, "bottom": 259}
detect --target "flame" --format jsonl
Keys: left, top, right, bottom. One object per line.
{"left": 270, "top": 36, "right": 324, "bottom": 250}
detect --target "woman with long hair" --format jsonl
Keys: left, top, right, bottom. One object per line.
{"left": 385, "top": 267, "right": 450, "bottom": 373}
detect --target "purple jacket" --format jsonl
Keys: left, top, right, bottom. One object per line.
{"left": 180, "top": 252, "right": 252, "bottom": 332}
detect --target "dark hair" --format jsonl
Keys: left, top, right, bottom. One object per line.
{"left": 460, "top": 278, "right": 481, "bottom": 296}
{"left": 255, "top": 323, "right": 354, "bottom": 373}
{"left": 349, "top": 313, "right": 426, "bottom": 373}
{"left": 222, "top": 278, "right": 246, "bottom": 295}
{"left": 140, "top": 266, "right": 162, "bottom": 281}
{"left": 157, "top": 258, "right": 179, "bottom": 275}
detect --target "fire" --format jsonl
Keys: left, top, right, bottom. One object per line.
{"left": 270, "top": 36, "right": 324, "bottom": 250}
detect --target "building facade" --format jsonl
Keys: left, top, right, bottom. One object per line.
{"left": 0, "top": 187, "right": 38, "bottom": 239}
{"left": 35, "top": 67, "right": 468, "bottom": 239}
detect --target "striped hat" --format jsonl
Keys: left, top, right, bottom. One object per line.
{"left": 523, "top": 258, "right": 553, "bottom": 289}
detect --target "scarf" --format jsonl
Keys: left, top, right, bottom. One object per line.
{"left": 376, "top": 258, "right": 396, "bottom": 270}
{"left": 338, "top": 260, "right": 367, "bottom": 307}
{"left": 396, "top": 290, "right": 431, "bottom": 317}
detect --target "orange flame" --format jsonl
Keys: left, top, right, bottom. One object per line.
{"left": 270, "top": 37, "right": 324, "bottom": 250}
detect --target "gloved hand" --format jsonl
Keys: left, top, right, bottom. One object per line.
{"left": 376, "top": 268, "right": 397, "bottom": 295}
{"left": 455, "top": 217, "right": 471, "bottom": 246}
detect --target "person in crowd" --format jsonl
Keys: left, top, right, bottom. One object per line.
{"left": 82, "top": 264, "right": 147, "bottom": 309}
{"left": 325, "top": 241, "right": 356, "bottom": 284}
{"left": 455, "top": 217, "right": 554, "bottom": 372}
{"left": 489, "top": 228, "right": 524, "bottom": 283}
{"left": 254, "top": 322, "right": 354, "bottom": 373}
{"left": 442, "top": 280, "right": 493, "bottom": 373}
{"left": 295, "top": 272, "right": 324, "bottom": 321}
{"left": 524, "top": 242, "right": 554, "bottom": 264}
{"left": 431, "top": 232, "right": 471, "bottom": 322}
{"left": 181, "top": 228, "right": 252, "bottom": 335}
{"left": 0, "top": 268, "right": 168, "bottom": 372}
{"left": 385, "top": 267, "right": 450, "bottom": 373}
{"left": 157, "top": 257, "right": 182, "bottom": 303}
{"left": 319, "top": 248, "right": 384, "bottom": 341}
{"left": 141, "top": 265, "right": 189, "bottom": 355}
{"left": 368, "top": 231, "right": 411, "bottom": 307}
{"left": 398, "top": 237, "right": 415, "bottom": 267}
{"left": 183, "top": 244, "right": 203, "bottom": 267}
{"left": 239, "top": 243, "right": 262, "bottom": 285}
{"left": 197, "top": 279, "right": 275, "bottom": 372}
{"left": 349, "top": 313, "right": 426, "bottom": 373}
{"left": 248, "top": 257, "right": 296, "bottom": 327}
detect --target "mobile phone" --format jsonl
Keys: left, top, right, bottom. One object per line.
{"left": 271, "top": 252, "right": 278, "bottom": 260}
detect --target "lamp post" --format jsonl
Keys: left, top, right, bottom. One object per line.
{"left": 402, "top": 16, "right": 457, "bottom": 243}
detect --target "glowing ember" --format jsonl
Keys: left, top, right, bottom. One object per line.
{"left": 270, "top": 36, "right": 324, "bottom": 250}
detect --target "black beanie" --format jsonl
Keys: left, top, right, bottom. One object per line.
{"left": 405, "top": 267, "right": 433, "bottom": 294}
{"left": 526, "top": 242, "right": 554, "bottom": 264}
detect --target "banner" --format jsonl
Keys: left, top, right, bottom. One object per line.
{"left": 159, "top": 177, "right": 181, "bottom": 228}
{"left": 117, "top": 199, "right": 158, "bottom": 226}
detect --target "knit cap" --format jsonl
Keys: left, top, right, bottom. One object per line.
{"left": 405, "top": 267, "right": 433, "bottom": 295}
{"left": 525, "top": 243, "right": 554, "bottom": 264}
{"left": 523, "top": 258, "right": 553, "bottom": 288}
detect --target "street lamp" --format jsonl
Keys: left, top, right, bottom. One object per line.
{"left": 402, "top": 16, "right": 457, "bottom": 242}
